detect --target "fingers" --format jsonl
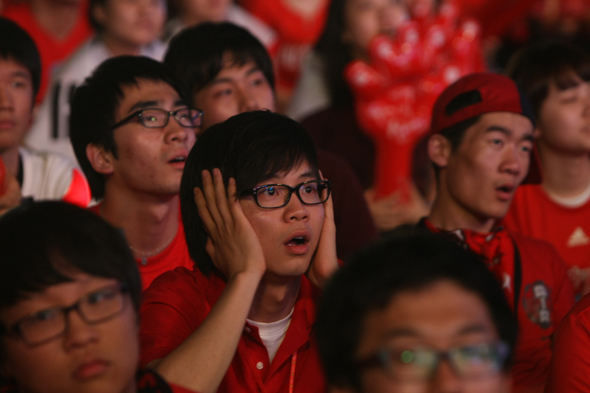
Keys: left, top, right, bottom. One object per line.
{"left": 199, "top": 169, "right": 235, "bottom": 232}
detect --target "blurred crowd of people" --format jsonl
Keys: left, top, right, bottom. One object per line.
{"left": 1, "top": 0, "right": 590, "bottom": 392}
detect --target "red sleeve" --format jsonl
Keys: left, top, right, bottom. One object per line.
{"left": 545, "top": 295, "right": 590, "bottom": 392}
{"left": 139, "top": 268, "right": 211, "bottom": 367}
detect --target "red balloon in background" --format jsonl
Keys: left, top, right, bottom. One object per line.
{"left": 345, "top": 0, "right": 484, "bottom": 200}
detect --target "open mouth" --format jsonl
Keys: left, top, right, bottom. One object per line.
{"left": 169, "top": 156, "right": 186, "bottom": 164}
{"left": 286, "top": 236, "right": 307, "bottom": 247}
{"left": 497, "top": 185, "right": 513, "bottom": 193}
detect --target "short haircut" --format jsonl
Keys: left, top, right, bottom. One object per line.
{"left": 0, "top": 201, "right": 141, "bottom": 360}
{"left": 70, "top": 56, "right": 185, "bottom": 199}
{"left": 180, "top": 110, "right": 320, "bottom": 276}
{"left": 0, "top": 17, "right": 41, "bottom": 99}
{"left": 164, "top": 22, "right": 275, "bottom": 101}
{"left": 316, "top": 226, "right": 517, "bottom": 390}
{"left": 506, "top": 39, "right": 590, "bottom": 117}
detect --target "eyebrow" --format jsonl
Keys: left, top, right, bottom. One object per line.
{"left": 127, "top": 99, "right": 186, "bottom": 114}
{"left": 381, "top": 323, "right": 491, "bottom": 340}
{"left": 258, "top": 170, "right": 317, "bottom": 184}
{"left": 485, "top": 125, "right": 534, "bottom": 143}
{"left": 209, "top": 65, "right": 264, "bottom": 86}
{"left": 11, "top": 71, "right": 31, "bottom": 80}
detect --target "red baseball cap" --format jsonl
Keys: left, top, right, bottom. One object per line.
{"left": 430, "top": 72, "right": 541, "bottom": 184}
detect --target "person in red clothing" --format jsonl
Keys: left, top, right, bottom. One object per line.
{"left": 140, "top": 110, "right": 338, "bottom": 393}
{"left": 0, "top": 201, "right": 197, "bottom": 393}
{"left": 1, "top": 0, "right": 93, "bottom": 102}
{"left": 422, "top": 72, "right": 575, "bottom": 393}
{"left": 316, "top": 227, "right": 516, "bottom": 393}
{"left": 545, "top": 289, "right": 590, "bottom": 392}
{"left": 504, "top": 40, "right": 590, "bottom": 297}
{"left": 163, "top": 22, "right": 378, "bottom": 260}
{"left": 69, "top": 56, "right": 201, "bottom": 289}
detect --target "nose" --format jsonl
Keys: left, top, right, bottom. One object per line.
{"left": 238, "top": 87, "right": 260, "bottom": 113}
{"left": 0, "top": 83, "right": 13, "bottom": 109}
{"left": 283, "top": 191, "right": 309, "bottom": 222}
{"left": 63, "top": 309, "right": 100, "bottom": 350}
{"left": 165, "top": 118, "right": 195, "bottom": 146}
{"left": 501, "top": 145, "right": 527, "bottom": 178}
{"left": 430, "top": 358, "right": 461, "bottom": 393}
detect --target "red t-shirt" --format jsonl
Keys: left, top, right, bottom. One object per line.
{"left": 424, "top": 224, "right": 575, "bottom": 392}
{"left": 89, "top": 204, "right": 194, "bottom": 290}
{"left": 545, "top": 291, "right": 590, "bottom": 392}
{"left": 1, "top": 1, "right": 93, "bottom": 102}
{"left": 238, "top": 0, "right": 329, "bottom": 91}
{"left": 504, "top": 184, "right": 590, "bottom": 272}
{"left": 140, "top": 267, "right": 326, "bottom": 393}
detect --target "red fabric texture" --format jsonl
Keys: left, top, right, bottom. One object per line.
{"left": 504, "top": 184, "right": 590, "bottom": 293}
{"left": 423, "top": 219, "right": 517, "bottom": 310}
{"left": 61, "top": 168, "right": 91, "bottom": 207}
{"left": 345, "top": 2, "right": 485, "bottom": 199}
{"left": 424, "top": 222, "right": 575, "bottom": 392}
{"left": 545, "top": 291, "right": 590, "bottom": 392}
{"left": 89, "top": 204, "right": 194, "bottom": 290}
{"left": 1, "top": 1, "right": 93, "bottom": 102}
{"left": 238, "top": 0, "right": 329, "bottom": 91}
{"left": 139, "top": 267, "right": 326, "bottom": 393}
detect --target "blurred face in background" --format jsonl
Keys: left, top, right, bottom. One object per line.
{"left": 342, "top": 0, "right": 409, "bottom": 59}
{"left": 178, "top": 0, "right": 230, "bottom": 25}
{"left": 93, "top": 0, "right": 166, "bottom": 49}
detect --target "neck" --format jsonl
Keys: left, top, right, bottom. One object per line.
{"left": 428, "top": 192, "right": 496, "bottom": 233}
{"left": 100, "top": 188, "right": 179, "bottom": 255}
{"left": 102, "top": 34, "right": 143, "bottom": 57}
{"left": 248, "top": 275, "right": 301, "bottom": 323}
{"left": 1, "top": 146, "right": 20, "bottom": 178}
{"left": 537, "top": 140, "right": 590, "bottom": 198}
{"left": 30, "top": 0, "right": 82, "bottom": 40}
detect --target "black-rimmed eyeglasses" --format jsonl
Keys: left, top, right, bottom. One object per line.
{"left": 357, "top": 341, "right": 510, "bottom": 381}
{"left": 0, "top": 283, "right": 129, "bottom": 346}
{"left": 241, "top": 180, "right": 331, "bottom": 209}
{"left": 111, "top": 107, "right": 203, "bottom": 130}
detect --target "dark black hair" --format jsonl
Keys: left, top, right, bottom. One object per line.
{"left": 180, "top": 110, "right": 320, "bottom": 276}
{"left": 164, "top": 22, "right": 275, "bottom": 102}
{"left": 0, "top": 201, "right": 141, "bottom": 310}
{"left": 316, "top": 226, "right": 517, "bottom": 390}
{"left": 69, "top": 55, "right": 185, "bottom": 199}
{"left": 0, "top": 17, "right": 41, "bottom": 99}
{"left": 506, "top": 39, "right": 590, "bottom": 118}
{"left": 313, "top": 0, "right": 355, "bottom": 108}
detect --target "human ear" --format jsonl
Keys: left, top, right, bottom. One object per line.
{"left": 428, "top": 134, "right": 452, "bottom": 168}
{"left": 91, "top": 3, "right": 107, "bottom": 27}
{"left": 86, "top": 143, "right": 115, "bottom": 175}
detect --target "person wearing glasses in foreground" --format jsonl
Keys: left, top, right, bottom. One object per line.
{"left": 69, "top": 56, "right": 202, "bottom": 289}
{"left": 139, "top": 110, "right": 339, "bottom": 393}
{"left": 0, "top": 201, "right": 197, "bottom": 392}
{"left": 316, "top": 227, "right": 516, "bottom": 393}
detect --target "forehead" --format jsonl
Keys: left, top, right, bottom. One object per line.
{"left": 462, "top": 112, "right": 533, "bottom": 141}
{"left": 0, "top": 57, "right": 32, "bottom": 79}
{"left": 117, "top": 79, "right": 183, "bottom": 115}
{"left": 357, "top": 280, "right": 497, "bottom": 354}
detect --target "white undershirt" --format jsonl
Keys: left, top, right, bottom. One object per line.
{"left": 546, "top": 181, "right": 590, "bottom": 208}
{"left": 247, "top": 308, "right": 294, "bottom": 363}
